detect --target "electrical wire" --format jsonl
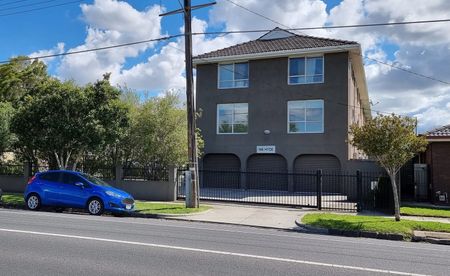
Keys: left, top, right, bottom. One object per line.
{"left": 0, "top": 0, "right": 83, "bottom": 17}
{"left": 0, "top": 0, "right": 31, "bottom": 8}
{"left": 0, "top": 33, "right": 184, "bottom": 64}
{"left": 0, "top": 0, "right": 60, "bottom": 12}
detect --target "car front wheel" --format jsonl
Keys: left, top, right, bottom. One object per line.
{"left": 87, "top": 198, "right": 104, "bottom": 215}
{"left": 26, "top": 194, "right": 41, "bottom": 211}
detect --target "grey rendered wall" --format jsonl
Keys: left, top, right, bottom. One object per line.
{"left": 0, "top": 166, "right": 178, "bottom": 202}
{"left": 196, "top": 52, "right": 354, "bottom": 172}
{"left": 107, "top": 166, "right": 178, "bottom": 201}
{"left": 107, "top": 179, "right": 177, "bottom": 201}
{"left": 0, "top": 175, "right": 27, "bottom": 193}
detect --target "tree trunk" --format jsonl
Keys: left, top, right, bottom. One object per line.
{"left": 389, "top": 173, "right": 401, "bottom": 221}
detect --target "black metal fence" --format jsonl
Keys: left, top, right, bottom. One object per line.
{"left": 123, "top": 166, "right": 169, "bottom": 181}
{"left": 79, "top": 167, "right": 115, "bottom": 180}
{"left": 177, "top": 169, "right": 392, "bottom": 212}
{"left": 0, "top": 164, "right": 23, "bottom": 176}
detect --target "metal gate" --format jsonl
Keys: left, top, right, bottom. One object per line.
{"left": 177, "top": 169, "right": 387, "bottom": 212}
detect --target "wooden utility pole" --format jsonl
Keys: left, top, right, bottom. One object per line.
{"left": 160, "top": 1, "right": 215, "bottom": 208}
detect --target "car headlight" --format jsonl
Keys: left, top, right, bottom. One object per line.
{"left": 105, "top": 191, "right": 122, "bottom": 198}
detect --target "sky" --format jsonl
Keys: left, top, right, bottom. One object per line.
{"left": 0, "top": 0, "right": 449, "bottom": 133}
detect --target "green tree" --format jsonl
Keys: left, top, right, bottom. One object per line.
{"left": 0, "top": 102, "right": 14, "bottom": 156}
{"left": 116, "top": 91, "right": 203, "bottom": 170}
{"left": 0, "top": 57, "right": 48, "bottom": 103}
{"left": 350, "top": 114, "right": 428, "bottom": 221}
{"left": 133, "top": 92, "right": 188, "bottom": 167}
{"left": 11, "top": 75, "right": 129, "bottom": 169}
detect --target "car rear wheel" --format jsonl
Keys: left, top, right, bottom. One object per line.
{"left": 26, "top": 194, "right": 41, "bottom": 211}
{"left": 87, "top": 198, "right": 104, "bottom": 215}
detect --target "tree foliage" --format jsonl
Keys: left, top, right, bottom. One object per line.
{"left": 1, "top": 56, "right": 200, "bottom": 174}
{"left": 11, "top": 75, "right": 129, "bottom": 169}
{"left": 0, "top": 57, "right": 48, "bottom": 103}
{"left": 128, "top": 92, "right": 190, "bottom": 168}
{"left": 350, "top": 114, "right": 428, "bottom": 221}
{"left": 0, "top": 102, "right": 14, "bottom": 155}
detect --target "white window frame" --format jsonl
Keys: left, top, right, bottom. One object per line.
{"left": 216, "top": 103, "right": 248, "bottom": 135}
{"left": 217, "top": 62, "right": 249, "bottom": 89}
{"left": 288, "top": 55, "right": 324, "bottom": 85}
{"left": 287, "top": 99, "right": 324, "bottom": 134}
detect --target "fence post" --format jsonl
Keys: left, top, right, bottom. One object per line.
{"left": 115, "top": 165, "right": 123, "bottom": 186}
{"left": 23, "top": 162, "right": 31, "bottom": 180}
{"left": 168, "top": 166, "right": 177, "bottom": 201}
{"left": 356, "top": 170, "right": 362, "bottom": 212}
{"left": 316, "top": 169, "right": 322, "bottom": 210}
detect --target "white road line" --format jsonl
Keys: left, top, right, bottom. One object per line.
{"left": 0, "top": 228, "right": 430, "bottom": 276}
{"left": 0, "top": 209, "right": 449, "bottom": 253}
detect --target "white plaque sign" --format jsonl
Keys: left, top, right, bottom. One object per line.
{"left": 256, "top": 145, "right": 276, "bottom": 154}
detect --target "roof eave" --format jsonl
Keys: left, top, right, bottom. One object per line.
{"left": 427, "top": 136, "right": 450, "bottom": 142}
{"left": 193, "top": 44, "right": 360, "bottom": 66}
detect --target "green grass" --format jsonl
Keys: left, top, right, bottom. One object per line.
{"left": 401, "top": 206, "right": 450, "bottom": 218}
{"left": 302, "top": 213, "right": 450, "bottom": 238}
{"left": 0, "top": 193, "right": 24, "bottom": 206}
{"left": 1, "top": 193, "right": 210, "bottom": 215}
{"left": 135, "top": 201, "right": 210, "bottom": 215}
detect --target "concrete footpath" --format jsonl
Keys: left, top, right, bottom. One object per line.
{"left": 171, "top": 202, "right": 309, "bottom": 230}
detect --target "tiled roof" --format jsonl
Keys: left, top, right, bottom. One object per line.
{"left": 194, "top": 28, "right": 358, "bottom": 60}
{"left": 425, "top": 125, "right": 450, "bottom": 137}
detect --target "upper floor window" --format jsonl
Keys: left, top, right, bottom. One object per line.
{"left": 218, "top": 62, "right": 249, "bottom": 89}
{"left": 288, "top": 100, "right": 324, "bottom": 133}
{"left": 289, "top": 56, "right": 324, "bottom": 84}
{"left": 217, "top": 103, "right": 248, "bottom": 134}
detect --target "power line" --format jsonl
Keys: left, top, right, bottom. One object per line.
{"left": 191, "top": 20, "right": 450, "bottom": 36}
{"left": 0, "top": 0, "right": 30, "bottom": 8}
{"left": 0, "top": 34, "right": 184, "bottom": 64}
{"left": 364, "top": 57, "right": 450, "bottom": 85}
{"left": 221, "top": 0, "right": 450, "bottom": 86}
{"left": 0, "top": 0, "right": 60, "bottom": 12}
{"left": 0, "top": 0, "right": 83, "bottom": 17}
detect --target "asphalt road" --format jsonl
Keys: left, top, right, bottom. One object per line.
{"left": 0, "top": 209, "right": 449, "bottom": 276}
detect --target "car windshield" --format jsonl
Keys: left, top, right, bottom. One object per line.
{"left": 79, "top": 173, "right": 110, "bottom": 187}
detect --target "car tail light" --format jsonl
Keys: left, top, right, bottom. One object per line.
{"left": 27, "top": 176, "right": 36, "bottom": 185}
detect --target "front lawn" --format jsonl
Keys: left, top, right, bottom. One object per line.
{"left": 400, "top": 206, "right": 450, "bottom": 218}
{"left": 135, "top": 201, "right": 210, "bottom": 215}
{"left": 302, "top": 213, "right": 450, "bottom": 238}
{"left": 1, "top": 193, "right": 210, "bottom": 215}
{"left": 0, "top": 193, "right": 24, "bottom": 207}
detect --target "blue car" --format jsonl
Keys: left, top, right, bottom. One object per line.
{"left": 24, "top": 170, "right": 135, "bottom": 215}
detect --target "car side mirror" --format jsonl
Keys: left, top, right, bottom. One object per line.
{"left": 74, "top": 182, "right": 85, "bottom": 188}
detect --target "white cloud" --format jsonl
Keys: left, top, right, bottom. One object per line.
{"left": 29, "top": 43, "right": 65, "bottom": 64}
{"left": 57, "top": 0, "right": 164, "bottom": 84}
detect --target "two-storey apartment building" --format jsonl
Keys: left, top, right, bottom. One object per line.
{"left": 194, "top": 28, "right": 378, "bottom": 190}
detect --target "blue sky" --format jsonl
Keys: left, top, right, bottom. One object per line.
{"left": 0, "top": 0, "right": 449, "bottom": 132}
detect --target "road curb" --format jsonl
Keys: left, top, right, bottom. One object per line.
{"left": 161, "top": 216, "right": 306, "bottom": 232}
{"left": 295, "top": 218, "right": 406, "bottom": 241}
{"left": 412, "top": 231, "right": 450, "bottom": 245}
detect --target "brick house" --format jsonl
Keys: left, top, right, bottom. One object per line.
{"left": 421, "top": 125, "right": 450, "bottom": 205}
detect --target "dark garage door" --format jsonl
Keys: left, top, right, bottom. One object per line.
{"left": 201, "top": 154, "right": 241, "bottom": 188}
{"left": 294, "top": 155, "right": 341, "bottom": 192}
{"left": 246, "top": 154, "right": 288, "bottom": 190}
